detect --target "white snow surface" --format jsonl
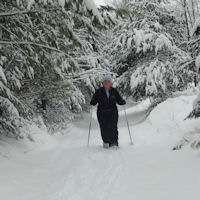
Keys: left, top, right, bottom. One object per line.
{"left": 0, "top": 94, "right": 200, "bottom": 200}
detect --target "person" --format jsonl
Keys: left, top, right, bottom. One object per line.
{"left": 90, "top": 75, "right": 126, "bottom": 148}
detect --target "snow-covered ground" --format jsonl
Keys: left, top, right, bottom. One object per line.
{"left": 0, "top": 94, "right": 200, "bottom": 200}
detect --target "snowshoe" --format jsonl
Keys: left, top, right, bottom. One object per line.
{"left": 103, "top": 142, "right": 109, "bottom": 149}
{"left": 109, "top": 142, "right": 119, "bottom": 150}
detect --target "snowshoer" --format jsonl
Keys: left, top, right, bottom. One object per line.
{"left": 90, "top": 75, "right": 126, "bottom": 148}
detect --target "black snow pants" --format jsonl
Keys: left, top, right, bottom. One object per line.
{"left": 97, "top": 109, "right": 119, "bottom": 144}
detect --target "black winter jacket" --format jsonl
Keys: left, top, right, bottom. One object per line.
{"left": 90, "top": 87, "right": 126, "bottom": 111}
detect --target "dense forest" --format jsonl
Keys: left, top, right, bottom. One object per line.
{"left": 1, "top": 0, "right": 200, "bottom": 144}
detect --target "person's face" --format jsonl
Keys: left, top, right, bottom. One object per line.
{"left": 103, "top": 80, "right": 112, "bottom": 89}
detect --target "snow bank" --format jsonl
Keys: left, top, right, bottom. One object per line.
{"left": 119, "top": 99, "right": 151, "bottom": 116}
{"left": 149, "top": 96, "right": 193, "bottom": 129}
{"left": 131, "top": 94, "right": 200, "bottom": 147}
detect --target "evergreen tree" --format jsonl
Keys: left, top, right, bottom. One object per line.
{"left": 0, "top": 0, "right": 109, "bottom": 135}
{"left": 105, "top": 0, "right": 193, "bottom": 100}
{"left": 188, "top": 19, "right": 200, "bottom": 119}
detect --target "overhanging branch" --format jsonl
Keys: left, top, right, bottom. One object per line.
{"left": 0, "top": 9, "right": 59, "bottom": 17}
{"left": 0, "top": 41, "right": 105, "bottom": 62}
{"left": 0, "top": 40, "right": 64, "bottom": 54}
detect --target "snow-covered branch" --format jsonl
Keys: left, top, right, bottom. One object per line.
{"left": 0, "top": 41, "right": 65, "bottom": 54}
{"left": 0, "top": 9, "right": 59, "bottom": 17}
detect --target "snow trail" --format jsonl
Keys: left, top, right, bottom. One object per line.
{"left": 0, "top": 95, "right": 200, "bottom": 200}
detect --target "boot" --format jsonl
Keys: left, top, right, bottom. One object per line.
{"left": 103, "top": 142, "right": 109, "bottom": 149}
{"left": 109, "top": 141, "right": 119, "bottom": 149}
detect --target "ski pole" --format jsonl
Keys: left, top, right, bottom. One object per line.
{"left": 123, "top": 105, "right": 133, "bottom": 145}
{"left": 87, "top": 107, "right": 93, "bottom": 146}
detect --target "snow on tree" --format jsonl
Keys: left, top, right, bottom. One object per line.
{"left": 195, "top": 54, "right": 200, "bottom": 70}
{"left": 191, "top": 17, "right": 200, "bottom": 37}
{"left": 188, "top": 55, "right": 200, "bottom": 119}
{"left": 84, "top": 0, "right": 103, "bottom": 23}
{"left": 172, "top": 0, "right": 200, "bottom": 40}
{"left": 174, "top": 16, "right": 200, "bottom": 150}
{"left": 0, "top": 0, "right": 110, "bottom": 135}
{"left": 105, "top": 0, "right": 193, "bottom": 100}
{"left": 187, "top": 16, "right": 200, "bottom": 120}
